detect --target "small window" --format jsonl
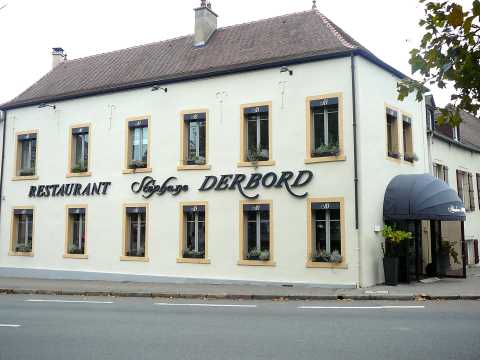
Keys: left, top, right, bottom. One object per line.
{"left": 123, "top": 206, "right": 148, "bottom": 259}
{"left": 386, "top": 108, "right": 400, "bottom": 159}
{"left": 179, "top": 203, "right": 209, "bottom": 263}
{"left": 402, "top": 115, "right": 414, "bottom": 162}
{"left": 426, "top": 109, "right": 435, "bottom": 132}
{"left": 453, "top": 126, "right": 460, "bottom": 141}
{"left": 181, "top": 112, "right": 208, "bottom": 167}
{"left": 457, "top": 171, "right": 475, "bottom": 212}
{"left": 240, "top": 104, "right": 272, "bottom": 165}
{"left": 65, "top": 207, "right": 87, "bottom": 257}
{"left": 11, "top": 208, "right": 34, "bottom": 255}
{"left": 69, "top": 126, "right": 90, "bottom": 174}
{"left": 239, "top": 202, "right": 273, "bottom": 264}
{"left": 307, "top": 199, "right": 345, "bottom": 267}
{"left": 477, "top": 174, "right": 480, "bottom": 209}
{"left": 16, "top": 132, "right": 37, "bottom": 177}
{"left": 433, "top": 163, "right": 449, "bottom": 184}
{"left": 125, "top": 117, "right": 150, "bottom": 172}
{"left": 310, "top": 97, "right": 340, "bottom": 158}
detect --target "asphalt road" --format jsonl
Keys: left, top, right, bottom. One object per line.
{"left": 0, "top": 295, "right": 479, "bottom": 360}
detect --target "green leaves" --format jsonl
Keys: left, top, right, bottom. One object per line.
{"left": 447, "top": 4, "right": 463, "bottom": 27}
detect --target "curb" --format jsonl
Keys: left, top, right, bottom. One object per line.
{"left": 1, "top": 288, "right": 479, "bottom": 301}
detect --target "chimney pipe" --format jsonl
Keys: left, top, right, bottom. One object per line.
{"left": 194, "top": 1, "right": 218, "bottom": 47}
{"left": 52, "top": 47, "right": 66, "bottom": 68}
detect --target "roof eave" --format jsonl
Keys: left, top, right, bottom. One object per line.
{"left": 433, "top": 131, "right": 480, "bottom": 154}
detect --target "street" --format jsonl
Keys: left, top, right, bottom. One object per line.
{"left": 0, "top": 295, "right": 479, "bottom": 360}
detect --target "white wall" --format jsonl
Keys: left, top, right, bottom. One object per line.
{"left": 0, "top": 58, "right": 365, "bottom": 286}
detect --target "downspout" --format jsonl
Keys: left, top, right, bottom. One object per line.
{"left": 0, "top": 109, "right": 6, "bottom": 229}
{"left": 350, "top": 52, "right": 361, "bottom": 287}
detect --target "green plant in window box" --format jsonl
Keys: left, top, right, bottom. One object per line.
{"left": 312, "top": 249, "right": 342, "bottom": 263}
{"left": 71, "top": 162, "right": 88, "bottom": 173}
{"left": 403, "top": 153, "right": 419, "bottom": 163}
{"left": 68, "top": 244, "right": 85, "bottom": 255}
{"left": 246, "top": 248, "right": 270, "bottom": 261}
{"left": 15, "top": 244, "right": 32, "bottom": 253}
{"left": 187, "top": 155, "right": 206, "bottom": 166}
{"left": 129, "top": 160, "right": 147, "bottom": 170}
{"left": 247, "top": 146, "right": 269, "bottom": 164}
{"left": 19, "top": 168, "right": 35, "bottom": 176}
{"left": 126, "top": 248, "right": 145, "bottom": 257}
{"left": 312, "top": 143, "right": 340, "bottom": 158}
{"left": 183, "top": 248, "right": 205, "bottom": 259}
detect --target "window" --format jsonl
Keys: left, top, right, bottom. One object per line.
{"left": 433, "top": 163, "right": 449, "bottom": 184}
{"left": 68, "top": 125, "right": 90, "bottom": 176}
{"left": 386, "top": 108, "right": 400, "bottom": 159}
{"left": 457, "top": 171, "right": 475, "bottom": 212}
{"left": 239, "top": 103, "right": 273, "bottom": 167}
{"left": 453, "top": 126, "right": 460, "bottom": 141}
{"left": 15, "top": 132, "right": 37, "bottom": 178}
{"left": 239, "top": 201, "right": 274, "bottom": 265}
{"left": 178, "top": 203, "right": 210, "bottom": 264}
{"left": 124, "top": 117, "right": 150, "bottom": 173}
{"left": 426, "top": 108, "right": 435, "bottom": 132}
{"left": 179, "top": 111, "right": 210, "bottom": 170}
{"left": 10, "top": 208, "right": 34, "bottom": 255}
{"left": 122, "top": 205, "right": 148, "bottom": 260}
{"left": 307, "top": 199, "right": 345, "bottom": 268}
{"left": 65, "top": 206, "right": 87, "bottom": 258}
{"left": 477, "top": 174, "right": 480, "bottom": 209}
{"left": 402, "top": 115, "right": 415, "bottom": 162}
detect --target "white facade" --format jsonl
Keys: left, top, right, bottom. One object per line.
{"left": 0, "top": 56, "right": 427, "bottom": 287}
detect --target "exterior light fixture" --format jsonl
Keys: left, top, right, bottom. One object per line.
{"left": 151, "top": 85, "right": 168, "bottom": 93}
{"left": 280, "top": 66, "right": 293, "bottom": 76}
{"left": 38, "top": 103, "right": 56, "bottom": 110}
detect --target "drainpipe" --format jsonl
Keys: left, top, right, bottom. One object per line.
{"left": 0, "top": 109, "right": 6, "bottom": 229}
{"left": 350, "top": 52, "right": 361, "bottom": 287}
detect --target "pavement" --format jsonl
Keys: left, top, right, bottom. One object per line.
{"left": 0, "top": 267, "right": 479, "bottom": 301}
{"left": 1, "top": 295, "right": 479, "bottom": 360}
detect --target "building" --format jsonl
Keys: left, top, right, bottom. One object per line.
{"left": 0, "top": 2, "right": 472, "bottom": 287}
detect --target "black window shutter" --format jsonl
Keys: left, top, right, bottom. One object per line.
{"left": 468, "top": 173, "right": 475, "bottom": 211}
{"left": 444, "top": 166, "right": 449, "bottom": 184}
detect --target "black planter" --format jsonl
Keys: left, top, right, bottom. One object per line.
{"left": 383, "top": 257, "right": 399, "bottom": 286}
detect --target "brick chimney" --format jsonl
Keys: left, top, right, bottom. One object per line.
{"left": 52, "top": 47, "right": 66, "bottom": 68}
{"left": 194, "top": 1, "right": 218, "bottom": 47}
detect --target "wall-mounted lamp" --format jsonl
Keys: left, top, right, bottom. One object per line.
{"left": 38, "top": 103, "right": 56, "bottom": 110}
{"left": 280, "top": 66, "right": 293, "bottom": 76}
{"left": 151, "top": 85, "right": 168, "bottom": 93}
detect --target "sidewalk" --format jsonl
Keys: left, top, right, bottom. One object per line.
{"left": 1, "top": 268, "right": 479, "bottom": 301}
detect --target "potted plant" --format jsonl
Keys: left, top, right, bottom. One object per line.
{"left": 246, "top": 248, "right": 270, "bottom": 261}
{"left": 19, "top": 168, "right": 35, "bottom": 176}
{"left": 128, "top": 160, "right": 147, "bottom": 170}
{"left": 311, "top": 143, "right": 340, "bottom": 157}
{"left": 15, "top": 244, "right": 32, "bottom": 253}
{"left": 126, "top": 247, "right": 145, "bottom": 257}
{"left": 381, "top": 225, "right": 412, "bottom": 285}
{"left": 312, "top": 249, "right": 343, "bottom": 263}
{"left": 71, "top": 162, "right": 88, "bottom": 173}
{"left": 183, "top": 248, "right": 205, "bottom": 259}
{"left": 438, "top": 240, "right": 460, "bottom": 276}
{"left": 187, "top": 155, "right": 206, "bottom": 166}
{"left": 403, "top": 153, "right": 419, "bottom": 163}
{"left": 247, "top": 146, "right": 269, "bottom": 163}
{"left": 68, "top": 244, "right": 84, "bottom": 255}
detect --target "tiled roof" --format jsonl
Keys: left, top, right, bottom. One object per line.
{"left": 1, "top": 9, "right": 400, "bottom": 110}
{"left": 434, "top": 110, "right": 480, "bottom": 153}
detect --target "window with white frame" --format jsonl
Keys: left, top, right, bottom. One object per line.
{"left": 67, "top": 208, "right": 86, "bottom": 255}
{"left": 125, "top": 207, "right": 146, "bottom": 257}
{"left": 181, "top": 205, "right": 206, "bottom": 259}
{"left": 244, "top": 106, "right": 270, "bottom": 162}
{"left": 16, "top": 133, "right": 37, "bottom": 177}
{"left": 127, "top": 119, "right": 148, "bottom": 169}
{"left": 12, "top": 209, "right": 33, "bottom": 253}
{"left": 310, "top": 97, "right": 340, "bottom": 157}
{"left": 70, "top": 127, "right": 89, "bottom": 173}
{"left": 242, "top": 203, "right": 271, "bottom": 261}
{"left": 184, "top": 113, "right": 206, "bottom": 165}
{"left": 453, "top": 126, "right": 460, "bottom": 141}
{"left": 433, "top": 163, "right": 449, "bottom": 184}
{"left": 310, "top": 202, "right": 343, "bottom": 263}
{"left": 402, "top": 115, "right": 414, "bottom": 162}
{"left": 386, "top": 108, "right": 400, "bottom": 159}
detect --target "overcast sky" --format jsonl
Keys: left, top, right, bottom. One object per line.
{"left": 0, "top": 0, "right": 470, "bottom": 106}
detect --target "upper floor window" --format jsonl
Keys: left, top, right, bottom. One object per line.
{"left": 426, "top": 108, "right": 435, "bottom": 132}
{"left": 65, "top": 207, "right": 87, "bottom": 258}
{"left": 179, "top": 111, "right": 209, "bottom": 169}
{"left": 477, "top": 174, "right": 480, "bottom": 209}
{"left": 11, "top": 208, "right": 34, "bottom": 255}
{"left": 69, "top": 125, "right": 90, "bottom": 175}
{"left": 16, "top": 132, "right": 37, "bottom": 178}
{"left": 310, "top": 97, "right": 339, "bottom": 157}
{"left": 178, "top": 203, "right": 210, "bottom": 264}
{"left": 433, "top": 163, "right": 449, "bottom": 184}
{"left": 457, "top": 170, "right": 475, "bottom": 212}
{"left": 386, "top": 108, "right": 400, "bottom": 159}
{"left": 402, "top": 115, "right": 415, "bottom": 162}
{"left": 453, "top": 126, "right": 460, "bottom": 141}
{"left": 124, "top": 117, "right": 150, "bottom": 173}
{"left": 123, "top": 205, "right": 148, "bottom": 260}
{"left": 239, "top": 103, "right": 273, "bottom": 166}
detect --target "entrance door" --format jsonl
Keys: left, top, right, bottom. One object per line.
{"left": 430, "top": 220, "right": 466, "bottom": 278}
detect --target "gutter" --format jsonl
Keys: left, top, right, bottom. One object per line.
{"left": 432, "top": 131, "right": 480, "bottom": 154}
{"left": 0, "top": 110, "right": 6, "bottom": 229}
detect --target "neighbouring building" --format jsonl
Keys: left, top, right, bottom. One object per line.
{"left": 0, "top": 2, "right": 474, "bottom": 287}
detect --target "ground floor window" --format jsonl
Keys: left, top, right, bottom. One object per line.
{"left": 123, "top": 205, "right": 147, "bottom": 259}
{"left": 307, "top": 198, "right": 345, "bottom": 267}
{"left": 239, "top": 201, "right": 273, "bottom": 264}
{"left": 179, "top": 203, "right": 208, "bottom": 262}
{"left": 11, "top": 208, "right": 34, "bottom": 254}
{"left": 66, "top": 207, "right": 87, "bottom": 257}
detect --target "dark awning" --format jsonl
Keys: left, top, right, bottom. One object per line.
{"left": 383, "top": 174, "right": 466, "bottom": 221}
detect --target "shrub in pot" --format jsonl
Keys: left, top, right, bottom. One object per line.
{"left": 381, "top": 225, "right": 412, "bottom": 286}
{"left": 438, "top": 240, "right": 460, "bottom": 276}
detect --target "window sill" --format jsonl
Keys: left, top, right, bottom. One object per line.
{"left": 120, "top": 256, "right": 150, "bottom": 262}
{"left": 177, "top": 164, "right": 211, "bottom": 171}
{"left": 176, "top": 257, "right": 211, "bottom": 264}
{"left": 237, "top": 160, "right": 276, "bottom": 168}
{"left": 237, "top": 259, "right": 276, "bottom": 267}
{"left": 305, "top": 155, "right": 346, "bottom": 164}
{"left": 12, "top": 175, "right": 39, "bottom": 181}
{"left": 9, "top": 251, "right": 34, "bottom": 257}
{"left": 63, "top": 254, "right": 88, "bottom": 259}
{"left": 306, "top": 261, "right": 348, "bottom": 269}
{"left": 386, "top": 156, "right": 402, "bottom": 163}
{"left": 122, "top": 167, "right": 152, "bottom": 175}
{"left": 66, "top": 172, "right": 92, "bottom": 178}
